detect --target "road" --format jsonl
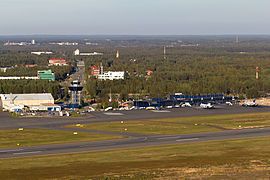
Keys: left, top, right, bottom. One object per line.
{"left": 0, "top": 105, "right": 269, "bottom": 158}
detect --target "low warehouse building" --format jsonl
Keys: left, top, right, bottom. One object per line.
{"left": 0, "top": 93, "right": 60, "bottom": 112}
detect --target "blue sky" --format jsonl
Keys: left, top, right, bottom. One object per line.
{"left": 0, "top": 0, "right": 269, "bottom": 35}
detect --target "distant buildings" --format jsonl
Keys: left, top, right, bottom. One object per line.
{"left": 0, "top": 93, "right": 60, "bottom": 112}
{"left": 49, "top": 58, "right": 68, "bottom": 66}
{"left": 4, "top": 40, "right": 36, "bottom": 46}
{"left": 90, "top": 63, "right": 125, "bottom": 80}
{"left": 85, "top": 42, "right": 98, "bottom": 46}
{"left": 180, "top": 44, "right": 200, "bottom": 47}
{"left": 74, "top": 49, "right": 103, "bottom": 56}
{"left": 98, "top": 71, "right": 125, "bottom": 80}
{"left": 0, "top": 67, "right": 14, "bottom": 73}
{"left": 90, "top": 65, "right": 101, "bottom": 77}
{"left": 38, "top": 70, "right": 55, "bottom": 81}
{"left": 4, "top": 42, "right": 28, "bottom": 46}
{"left": 0, "top": 76, "right": 39, "bottom": 80}
{"left": 31, "top": 52, "right": 53, "bottom": 56}
{"left": 0, "top": 69, "right": 55, "bottom": 81}
{"left": 49, "top": 42, "right": 78, "bottom": 46}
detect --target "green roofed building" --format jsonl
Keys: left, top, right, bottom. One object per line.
{"left": 38, "top": 70, "right": 55, "bottom": 81}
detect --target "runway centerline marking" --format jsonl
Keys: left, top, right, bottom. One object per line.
{"left": 158, "top": 136, "right": 182, "bottom": 140}
{"left": 104, "top": 113, "right": 124, "bottom": 116}
{"left": 176, "top": 138, "right": 199, "bottom": 142}
{"left": 13, "top": 151, "right": 42, "bottom": 155}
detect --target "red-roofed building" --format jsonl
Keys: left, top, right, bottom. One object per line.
{"left": 48, "top": 58, "right": 68, "bottom": 66}
{"left": 146, "top": 69, "right": 153, "bottom": 76}
{"left": 90, "top": 65, "right": 101, "bottom": 77}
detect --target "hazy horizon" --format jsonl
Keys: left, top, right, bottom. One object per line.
{"left": 1, "top": 0, "right": 269, "bottom": 35}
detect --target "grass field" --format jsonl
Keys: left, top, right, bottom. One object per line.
{"left": 0, "top": 136, "right": 269, "bottom": 179}
{"left": 0, "top": 129, "right": 122, "bottom": 148}
{"left": 71, "top": 112, "right": 270, "bottom": 135}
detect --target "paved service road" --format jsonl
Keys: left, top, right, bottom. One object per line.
{"left": 0, "top": 127, "right": 269, "bottom": 158}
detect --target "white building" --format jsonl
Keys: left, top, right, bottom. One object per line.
{"left": 74, "top": 49, "right": 80, "bottom": 56}
{"left": 98, "top": 71, "right": 125, "bottom": 80}
{"left": 1, "top": 67, "right": 12, "bottom": 73}
{"left": 31, "top": 51, "right": 53, "bottom": 55}
{"left": 74, "top": 49, "right": 103, "bottom": 56}
{"left": 0, "top": 93, "right": 60, "bottom": 112}
{"left": 0, "top": 76, "right": 39, "bottom": 80}
{"left": 50, "top": 42, "right": 78, "bottom": 46}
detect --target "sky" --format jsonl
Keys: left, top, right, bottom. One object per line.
{"left": 0, "top": 0, "right": 269, "bottom": 35}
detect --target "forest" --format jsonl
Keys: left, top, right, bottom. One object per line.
{"left": 1, "top": 36, "right": 270, "bottom": 101}
{"left": 0, "top": 80, "right": 62, "bottom": 99}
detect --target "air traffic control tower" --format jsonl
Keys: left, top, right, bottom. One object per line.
{"left": 69, "top": 80, "right": 83, "bottom": 107}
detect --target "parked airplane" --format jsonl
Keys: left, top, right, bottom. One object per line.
{"left": 200, "top": 103, "right": 214, "bottom": 109}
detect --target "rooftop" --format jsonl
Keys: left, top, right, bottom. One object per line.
{"left": 0, "top": 93, "right": 54, "bottom": 101}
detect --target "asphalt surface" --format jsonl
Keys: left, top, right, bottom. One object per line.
{"left": 0, "top": 105, "right": 270, "bottom": 129}
{"left": 0, "top": 105, "right": 270, "bottom": 158}
{"left": 0, "top": 127, "right": 270, "bottom": 158}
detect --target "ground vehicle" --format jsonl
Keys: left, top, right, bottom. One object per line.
{"left": 146, "top": 106, "right": 156, "bottom": 110}
{"left": 200, "top": 103, "right": 214, "bottom": 109}
{"left": 104, "top": 107, "right": 113, "bottom": 111}
{"left": 181, "top": 102, "right": 192, "bottom": 108}
{"left": 225, "top": 102, "right": 233, "bottom": 106}
{"left": 242, "top": 100, "right": 258, "bottom": 107}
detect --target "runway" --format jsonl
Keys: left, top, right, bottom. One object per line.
{"left": 0, "top": 127, "right": 270, "bottom": 158}
{"left": 0, "top": 105, "right": 270, "bottom": 158}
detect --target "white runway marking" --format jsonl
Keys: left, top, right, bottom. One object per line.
{"left": 13, "top": 151, "right": 42, "bottom": 155}
{"left": 104, "top": 112, "right": 124, "bottom": 116}
{"left": 152, "top": 110, "right": 171, "bottom": 113}
{"left": 176, "top": 138, "right": 199, "bottom": 142}
{"left": 158, "top": 136, "right": 182, "bottom": 140}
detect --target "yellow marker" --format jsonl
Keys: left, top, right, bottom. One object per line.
{"left": 121, "top": 121, "right": 124, "bottom": 124}
{"left": 17, "top": 143, "right": 20, "bottom": 146}
{"left": 73, "top": 132, "right": 78, "bottom": 135}
{"left": 18, "top": 128, "right": 24, "bottom": 131}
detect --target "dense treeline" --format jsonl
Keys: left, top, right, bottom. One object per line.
{"left": 2, "top": 38, "right": 270, "bottom": 101}
{"left": 0, "top": 66, "right": 74, "bottom": 81}
{"left": 84, "top": 45, "right": 270, "bottom": 99}
{"left": 0, "top": 53, "right": 48, "bottom": 66}
{"left": 0, "top": 80, "right": 62, "bottom": 99}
